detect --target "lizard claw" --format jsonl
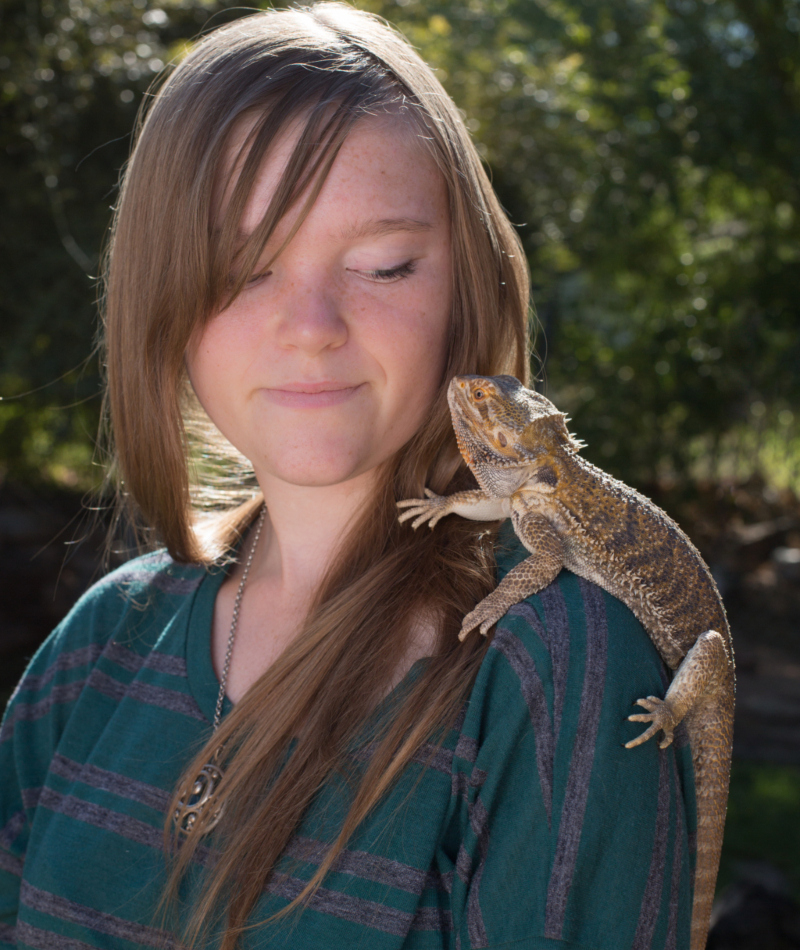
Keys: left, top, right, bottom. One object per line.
{"left": 396, "top": 491, "right": 449, "bottom": 530}
{"left": 625, "top": 696, "right": 676, "bottom": 750}
{"left": 458, "top": 601, "right": 504, "bottom": 641}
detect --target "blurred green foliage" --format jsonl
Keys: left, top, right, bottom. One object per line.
{"left": 719, "top": 759, "right": 800, "bottom": 896}
{"left": 1, "top": 0, "right": 798, "bottom": 490}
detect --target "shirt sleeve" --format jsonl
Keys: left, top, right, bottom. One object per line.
{"left": 0, "top": 602, "right": 105, "bottom": 948}
{"left": 447, "top": 570, "right": 696, "bottom": 950}
{"left": 0, "top": 557, "right": 163, "bottom": 948}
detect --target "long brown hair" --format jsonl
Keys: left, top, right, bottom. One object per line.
{"left": 102, "top": 3, "right": 530, "bottom": 947}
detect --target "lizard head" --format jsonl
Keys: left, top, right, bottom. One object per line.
{"left": 447, "top": 375, "right": 584, "bottom": 496}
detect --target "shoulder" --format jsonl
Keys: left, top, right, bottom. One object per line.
{"left": 475, "top": 520, "right": 671, "bottom": 735}
{"left": 4, "top": 551, "right": 208, "bottom": 712}
{"left": 447, "top": 524, "right": 696, "bottom": 950}
{"left": 51, "top": 550, "right": 205, "bottom": 648}
{"left": 456, "top": 521, "right": 687, "bottom": 799}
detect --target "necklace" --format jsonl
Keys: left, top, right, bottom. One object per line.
{"left": 173, "top": 504, "right": 267, "bottom": 836}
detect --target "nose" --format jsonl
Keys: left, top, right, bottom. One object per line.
{"left": 273, "top": 278, "right": 347, "bottom": 356}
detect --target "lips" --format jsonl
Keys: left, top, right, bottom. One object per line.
{"left": 261, "top": 382, "right": 363, "bottom": 408}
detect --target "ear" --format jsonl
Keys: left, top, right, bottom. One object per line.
{"left": 523, "top": 414, "right": 585, "bottom": 453}
{"left": 515, "top": 424, "right": 546, "bottom": 461}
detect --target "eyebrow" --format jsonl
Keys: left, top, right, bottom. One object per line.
{"left": 228, "top": 216, "right": 433, "bottom": 252}
{"left": 339, "top": 217, "right": 434, "bottom": 240}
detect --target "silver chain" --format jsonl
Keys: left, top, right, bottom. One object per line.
{"left": 212, "top": 504, "right": 267, "bottom": 731}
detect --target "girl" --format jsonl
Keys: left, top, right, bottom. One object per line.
{"left": 1, "top": 5, "right": 696, "bottom": 949}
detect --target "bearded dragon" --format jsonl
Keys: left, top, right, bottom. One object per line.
{"left": 397, "top": 374, "right": 734, "bottom": 950}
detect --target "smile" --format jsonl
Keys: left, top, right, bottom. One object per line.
{"left": 261, "top": 383, "right": 363, "bottom": 408}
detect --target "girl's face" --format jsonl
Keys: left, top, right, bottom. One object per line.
{"left": 185, "top": 113, "right": 452, "bottom": 491}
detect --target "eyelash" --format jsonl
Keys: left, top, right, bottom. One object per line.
{"left": 235, "top": 260, "right": 417, "bottom": 289}
{"left": 362, "top": 261, "right": 417, "bottom": 282}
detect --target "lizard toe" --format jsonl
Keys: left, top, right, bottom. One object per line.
{"left": 625, "top": 696, "right": 677, "bottom": 749}
{"left": 625, "top": 721, "right": 661, "bottom": 749}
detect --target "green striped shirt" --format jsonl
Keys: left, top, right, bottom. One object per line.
{"left": 1, "top": 522, "right": 696, "bottom": 949}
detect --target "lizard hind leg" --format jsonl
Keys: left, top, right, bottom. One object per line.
{"left": 626, "top": 696, "right": 679, "bottom": 750}
{"left": 624, "top": 629, "right": 731, "bottom": 751}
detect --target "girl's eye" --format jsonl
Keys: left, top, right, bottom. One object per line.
{"left": 245, "top": 271, "right": 271, "bottom": 288}
{"left": 360, "top": 260, "right": 417, "bottom": 283}
{"left": 225, "top": 270, "right": 270, "bottom": 291}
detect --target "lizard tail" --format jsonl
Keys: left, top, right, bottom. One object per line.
{"left": 686, "top": 680, "right": 735, "bottom": 950}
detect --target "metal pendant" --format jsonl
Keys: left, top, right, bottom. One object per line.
{"left": 174, "top": 756, "right": 224, "bottom": 836}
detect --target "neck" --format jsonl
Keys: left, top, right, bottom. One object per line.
{"left": 248, "top": 467, "right": 379, "bottom": 602}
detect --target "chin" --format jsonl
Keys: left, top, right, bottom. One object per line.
{"left": 261, "top": 451, "right": 375, "bottom": 488}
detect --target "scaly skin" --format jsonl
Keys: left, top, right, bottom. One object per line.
{"left": 397, "top": 374, "right": 735, "bottom": 950}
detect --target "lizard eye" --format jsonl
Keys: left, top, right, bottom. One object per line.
{"left": 473, "top": 389, "right": 484, "bottom": 400}
{"left": 497, "top": 432, "right": 507, "bottom": 447}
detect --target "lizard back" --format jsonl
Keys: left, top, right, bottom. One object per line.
{"left": 535, "top": 453, "right": 731, "bottom": 672}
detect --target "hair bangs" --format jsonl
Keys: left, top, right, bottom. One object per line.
{"left": 204, "top": 53, "right": 414, "bottom": 317}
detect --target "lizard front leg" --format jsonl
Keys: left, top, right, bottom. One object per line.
{"left": 397, "top": 488, "right": 509, "bottom": 530}
{"left": 459, "top": 513, "right": 564, "bottom": 640}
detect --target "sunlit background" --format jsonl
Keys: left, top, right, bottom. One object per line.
{"left": 1, "top": 0, "right": 799, "bottom": 935}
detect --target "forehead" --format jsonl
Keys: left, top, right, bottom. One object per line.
{"left": 216, "top": 109, "right": 447, "bottom": 237}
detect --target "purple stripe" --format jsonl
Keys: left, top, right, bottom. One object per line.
{"left": 454, "top": 733, "right": 479, "bottom": 764}
{"left": 0, "top": 810, "right": 26, "bottom": 850}
{"left": 0, "top": 849, "right": 23, "bottom": 876}
{"left": 49, "top": 754, "right": 171, "bottom": 812}
{"left": 16, "top": 645, "right": 103, "bottom": 694}
{"left": 507, "top": 601, "right": 548, "bottom": 646}
{"left": 15, "top": 920, "right": 96, "bottom": 950}
{"left": 0, "top": 923, "right": 15, "bottom": 945}
{"left": 109, "top": 567, "right": 202, "bottom": 596}
{"left": 150, "top": 572, "right": 203, "bottom": 595}
{"left": 285, "top": 835, "right": 435, "bottom": 895}
{"left": 19, "top": 882, "right": 175, "bottom": 948}
{"left": 491, "top": 626, "right": 554, "bottom": 824}
{"left": 101, "top": 641, "right": 190, "bottom": 678}
{"left": 101, "top": 641, "right": 144, "bottom": 674}
{"left": 631, "top": 748, "right": 671, "bottom": 950}
{"left": 410, "top": 743, "right": 455, "bottom": 774}
{"left": 465, "top": 796, "right": 489, "bottom": 947}
{"left": 87, "top": 669, "right": 206, "bottom": 721}
{"left": 352, "top": 741, "right": 454, "bottom": 775}
{"left": 450, "top": 765, "right": 490, "bottom": 945}
{"left": 544, "top": 579, "right": 608, "bottom": 939}
{"left": 410, "top": 904, "right": 453, "bottom": 932}
{"left": 450, "top": 763, "right": 487, "bottom": 803}
{"left": 455, "top": 843, "right": 471, "bottom": 885}
{"left": 35, "top": 787, "right": 163, "bottom": 850}
{"left": 539, "top": 581, "right": 571, "bottom": 745}
{"left": 267, "top": 873, "right": 423, "bottom": 936}
{"left": 0, "top": 681, "right": 87, "bottom": 745}
{"left": 665, "top": 755, "right": 685, "bottom": 950}
{"left": 21, "top": 788, "right": 41, "bottom": 810}
{"left": 143, "top": 652, "right": 187, "bottom": 677}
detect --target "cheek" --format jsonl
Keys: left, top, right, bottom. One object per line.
{"left": 184, "top": 331, "right": 216, "bottom": 402}
{"left": 410, "top": 274, "right": 452, "bottom": 377}
{"left": 184, "top": 320, "right": 236, "bottom": 418}
{"left": 378, "top": 291, "right": 451, "bottom": 415}
{"left": 185, "top": 310, "right": 250, "bottom": 390}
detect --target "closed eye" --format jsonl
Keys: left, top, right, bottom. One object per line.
{"left": 225, "top": 270, "right": 272, "bottom": 291}
{"left": 245, "top": 270, "right": 272, "bottom": 288}
{"left": 357, "top": 260, "right": 417, "bottom": 283}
